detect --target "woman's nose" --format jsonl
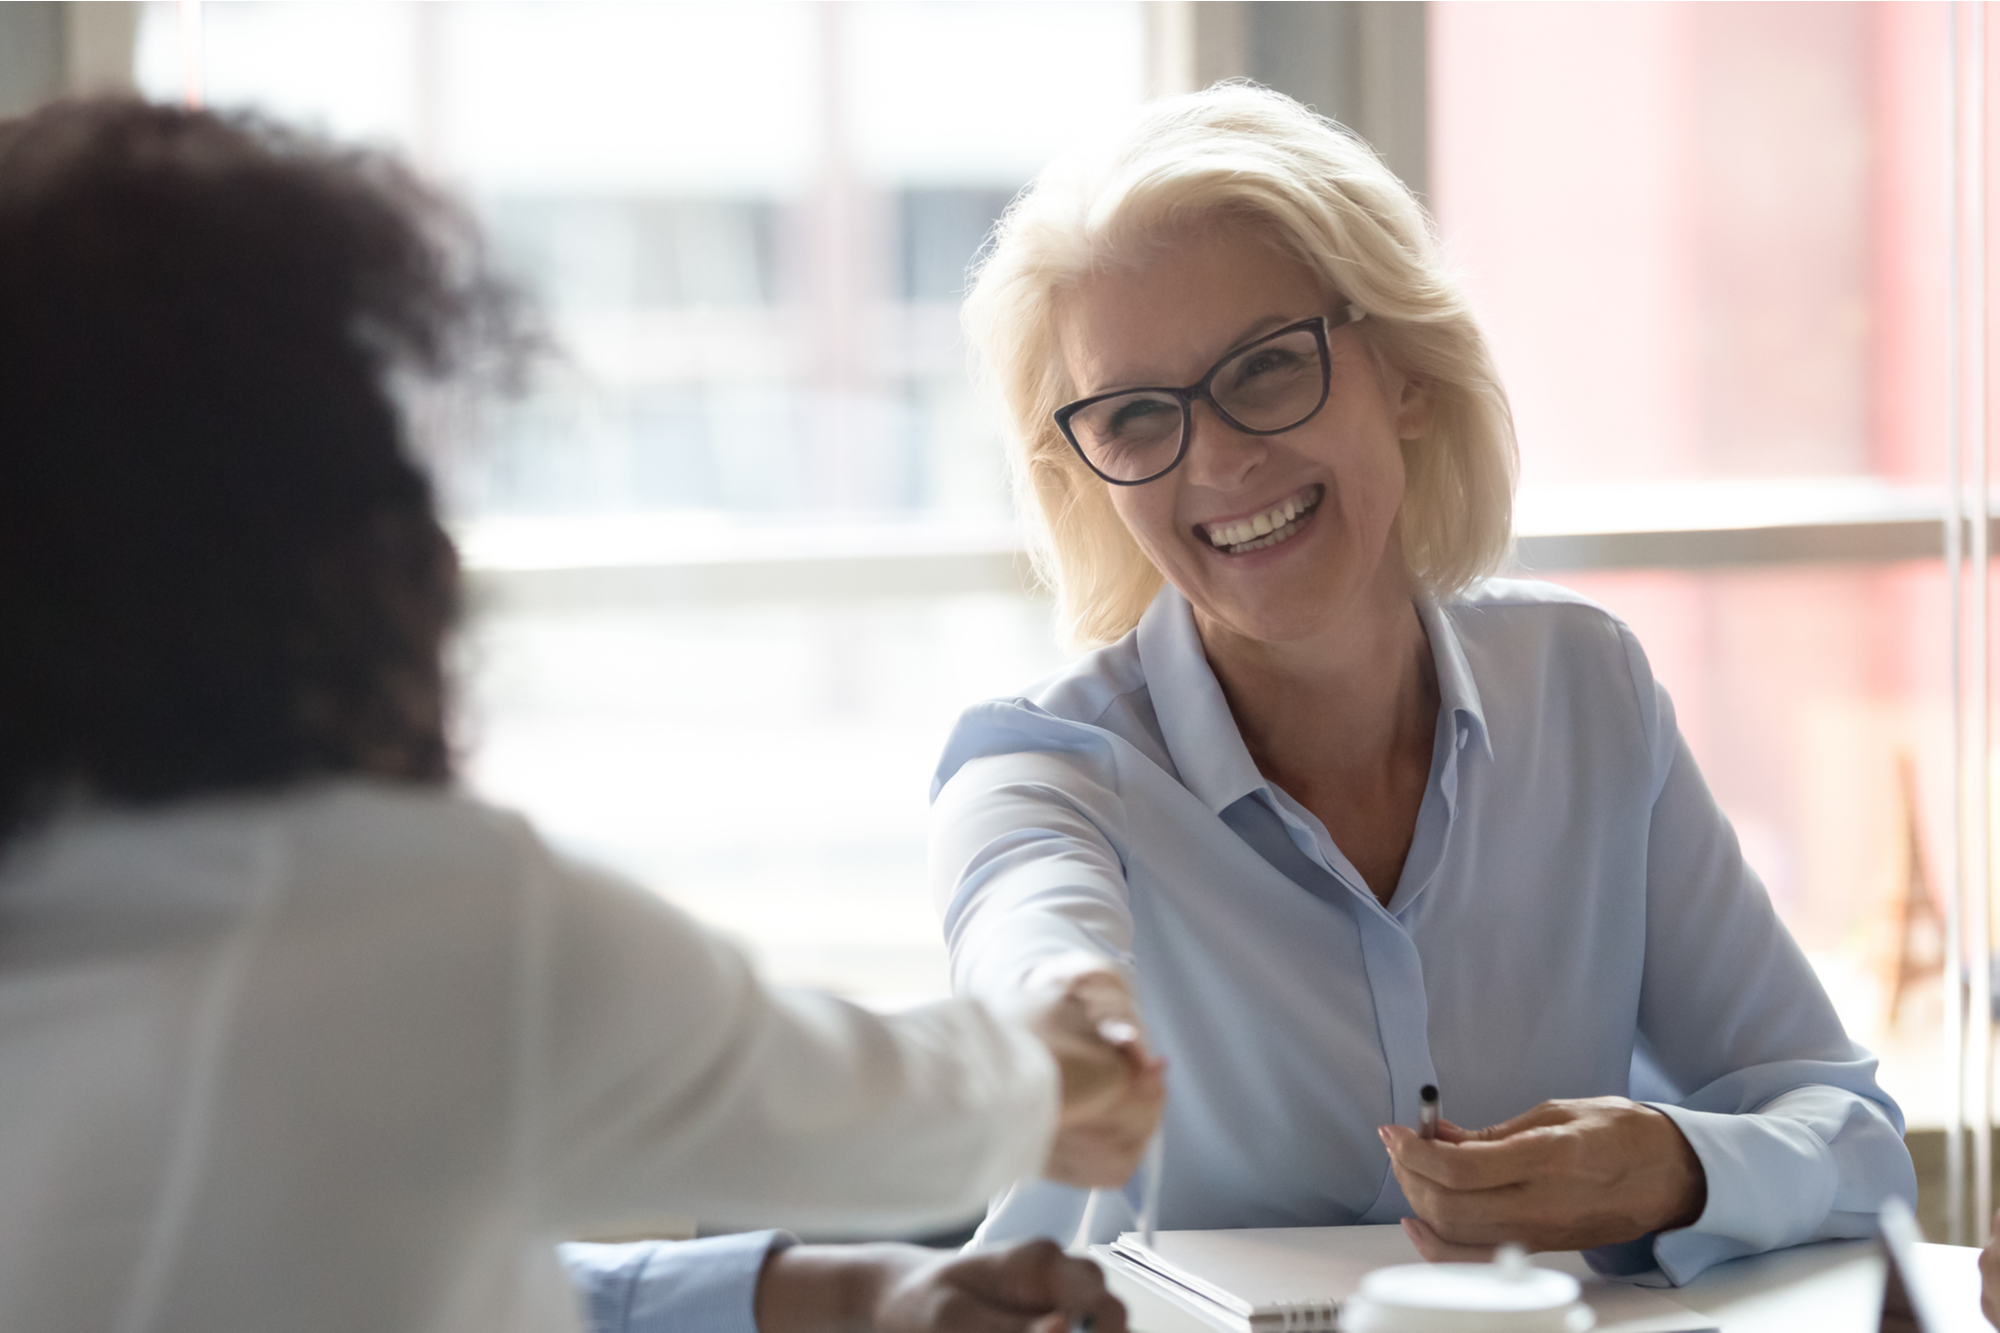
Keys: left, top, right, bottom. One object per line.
{"left": 1180, "top": 401, "right": 1266, "bottom": 489}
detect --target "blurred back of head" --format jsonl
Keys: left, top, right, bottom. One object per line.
{"left": 0, "top": 99, "right": 521, "bottom": 840}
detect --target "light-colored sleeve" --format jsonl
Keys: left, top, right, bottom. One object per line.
{"left": 929, "top": 749, "right": 1137, "bottom": 1001}
{"left": 558, "top": 1231, "right": 791, "bottom": 1333}
{"left": 515, "top": 833, "right": 1059, "bottom": 1238}
{"left": 1604, "top": 634, "right": 1917, "bottom": 1286}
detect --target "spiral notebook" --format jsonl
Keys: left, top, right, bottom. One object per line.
{"left": 1091, "top": 1225, "right": 1718, "bottom": 1333}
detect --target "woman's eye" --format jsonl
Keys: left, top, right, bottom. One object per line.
{"left": 1238, "top": 349, "right": 1303, "bottom": 380}
{"left": 1107, "top": 397, "right": 1177, "bottom": 436}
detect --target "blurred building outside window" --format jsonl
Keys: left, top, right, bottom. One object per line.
{"left": 136, "top": 0, "right": 1141, "bottom": 1005}
{"left": 127, "top": 2, "right": 1991, "bottom": 1153}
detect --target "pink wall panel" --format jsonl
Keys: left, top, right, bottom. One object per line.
{"left": 1430, "top": 4, "right": 1957, "bottom": 973}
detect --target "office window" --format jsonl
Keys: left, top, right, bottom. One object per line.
{"left": 138, "top": 1, "right": 1145, "bottom": 1000}
{"left": 137, "top": 3, "right": 1965, "bottom": 1063}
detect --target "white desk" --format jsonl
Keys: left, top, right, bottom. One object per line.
{"left": 1104, "top": 1239, "right": 1989, "bottom": 1333}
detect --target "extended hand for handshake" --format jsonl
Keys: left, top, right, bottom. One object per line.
{"left": 1023, "top": 966, "right": 1168, "bottom": 1189}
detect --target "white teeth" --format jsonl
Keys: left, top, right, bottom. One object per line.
{"left": 1205, "top": 487, "right": 1319, "bottom": 553}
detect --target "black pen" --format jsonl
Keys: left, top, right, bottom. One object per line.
{"left": 1418, "top": 1084, "right": 1440, "bottom": 1140}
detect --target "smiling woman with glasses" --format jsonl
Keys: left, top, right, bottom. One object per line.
{"left": 929, "top": 84, "right": 1915, "bottom": 1282}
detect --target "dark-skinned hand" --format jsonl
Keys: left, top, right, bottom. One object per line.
{"left": 756, "top": 1239, "right": 1128, "bottom": 1333}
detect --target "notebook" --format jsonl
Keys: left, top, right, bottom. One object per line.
{"left": 1092, "top": 1225, "right": 1720, "bottom": 1333}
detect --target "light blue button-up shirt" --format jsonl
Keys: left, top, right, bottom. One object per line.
{"left": 930, "top": 579, "right": 1915, "bottom": 1285}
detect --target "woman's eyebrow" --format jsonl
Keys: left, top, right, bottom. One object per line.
{"left": 1078, "top": 313, "right": 1316, "bottom": 395}
{"left": 1199, "top": 313, "right": 1322, "bottom": 372}
{"left": 1222, "top": 312, "right": 1310, "bottom": 350}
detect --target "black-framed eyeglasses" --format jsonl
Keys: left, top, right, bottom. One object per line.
{"left": 1053, "top": 307, "right": 1363, "bottom": 486}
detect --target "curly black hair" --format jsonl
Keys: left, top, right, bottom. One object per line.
{"left": 0, "top": 99, "right": 524, "bottom": 839}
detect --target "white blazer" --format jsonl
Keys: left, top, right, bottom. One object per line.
{"left": 0, "top": 781, "right": 1056, "bottom": 1333}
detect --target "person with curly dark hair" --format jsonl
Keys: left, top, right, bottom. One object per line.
{"left": 0, "top": 100, "right": 481, "bottom": 831}
{"left": 0, "top": 99, "right": 1162, "bottom": 1333}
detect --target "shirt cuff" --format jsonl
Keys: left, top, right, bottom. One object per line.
{"left": 559, "top": 1231, "right": 796, "bottom": 1333}
{"left": 1021, "top": 950, "right": 1132, "bottom": 991}
{"left": 1616, "top": 1102, "right": 1835, "bottom": 1286}
{"left": 1579, "top": 1235, "right": 1666, "bottom": 1284}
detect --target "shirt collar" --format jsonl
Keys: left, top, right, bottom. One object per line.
{"left": 1133, "top": 584, "right": 1494, "bottom": 818}
{"left": 1135, "top": 585, "right": 1269, "bottom": 814}
{"left": 1418, "top": 595, "right": 1493, "bottom": 762}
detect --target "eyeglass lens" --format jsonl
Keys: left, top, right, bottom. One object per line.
{"left": 1065, "top": 323, "right": 1327, "bottom": 483}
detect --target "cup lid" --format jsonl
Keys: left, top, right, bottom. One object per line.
{"left": 1356, "top": 1251, "right": 1581, "bottom": 1314}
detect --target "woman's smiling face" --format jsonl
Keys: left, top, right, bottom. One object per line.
{"left": 1055, "top": 225, "right": 1430, "bottom": 647}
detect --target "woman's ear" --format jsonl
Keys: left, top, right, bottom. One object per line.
{"left": 1395, "top": 375, "right": 1434, "bottom": 442}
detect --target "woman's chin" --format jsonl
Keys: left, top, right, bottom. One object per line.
{"left": 1180, "top": 555, "right": 1395, "bottom": 649}
{"left": 1186, "top": 585, "right": 1357, "bottom": 649}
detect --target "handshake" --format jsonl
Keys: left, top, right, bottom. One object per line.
{"left": 744, "top": 967, "right": 1163, "bottom": 1333}
{"left": 1018, "top": 965, "right": 1167, "bottom": 1190}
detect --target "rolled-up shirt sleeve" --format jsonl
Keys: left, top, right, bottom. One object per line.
{"left": 1607, "top": 640, "right": 1917, "bottom": 1285}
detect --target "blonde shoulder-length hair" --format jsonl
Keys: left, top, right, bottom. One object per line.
{"left": 963, "top": 84, "right": 1517, "bottom": 649}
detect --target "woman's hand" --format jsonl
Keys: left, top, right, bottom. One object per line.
{"left": 1379, "top": 1096, "right": 1706, "bottom": 1255}
{"left": 757, "top": 1239, "right": 1128, "bottom": 1333}
{"left": 1024, "top": 967, "right": 1166, "bottom": 1188}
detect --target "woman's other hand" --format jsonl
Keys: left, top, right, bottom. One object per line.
{"left": 757, "top": 1239, "right": 1128, "bottom": 1333}
{"left": 1024, "top": 968, "right": 1166, "bottom": 1188}
{"left": 1379, "top": 1096, "right": 1706, "bottom": 1255}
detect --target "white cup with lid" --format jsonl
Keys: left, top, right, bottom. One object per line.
{"left": 1337, "top": 1246, "right": 1594, "bottom": 1333}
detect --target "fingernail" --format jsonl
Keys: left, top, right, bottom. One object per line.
{"left": 1377, "top": 1127, "right": 1391, "bottom": 1145}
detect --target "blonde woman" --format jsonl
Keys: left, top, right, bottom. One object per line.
{"left": 932, "top": 85, "right": 1914, "bottom": 1285}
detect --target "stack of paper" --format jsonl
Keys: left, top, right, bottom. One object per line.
{"left": 1091, "top": 1226, "right": 1718, "bottom": 1333}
